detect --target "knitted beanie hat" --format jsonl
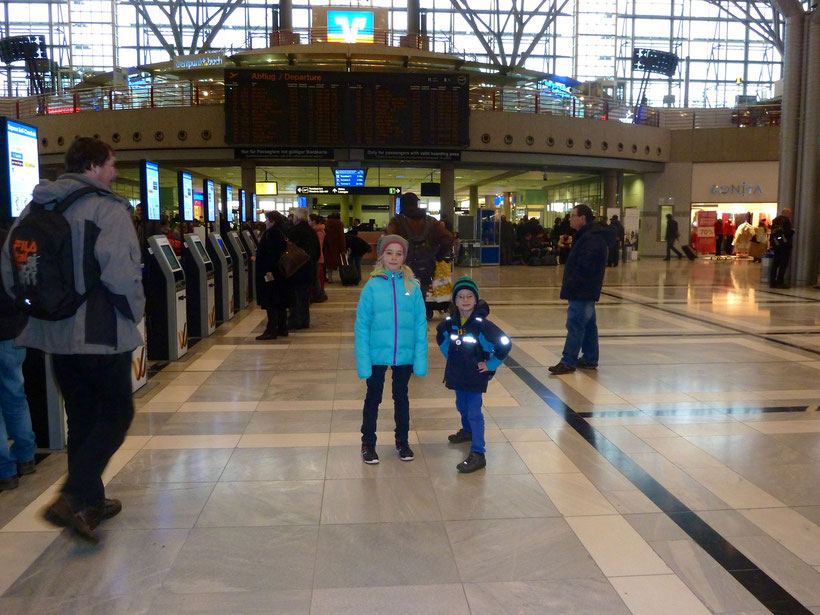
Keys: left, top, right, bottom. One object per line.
{"left": 452, "top": 276, "right": 479, "bottom": 303}
{"left": 377, "top": 234, "right": 409, "bottom": 259}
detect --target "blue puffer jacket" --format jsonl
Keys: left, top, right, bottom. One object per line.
{"left": 354, "top": 270, "right": 428, "bottom": 379}
{"left": 436, "top": 300, "right": 511, "bottom": 393}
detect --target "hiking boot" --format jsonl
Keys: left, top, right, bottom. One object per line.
{"left": 457, "top": 452, "right": 486, "bottom": 473}
{"left": 576, "top": 358, "right": 598, "bottom": 370}
{"left": 85, "top": 498, "right": 123, "bottom": 529}
{"left": 16, "top": 459, "right": 36, "bottom": 475}
{"left": 361, "top": 444, "right": 379, "bottom": 464}
{"left": 42, "top": 495, "right": 99, "bottom": 544}
{"left": 396, "top": 441, "right": 414, "bottom": 461}
{"left": 548, "top": 362, "right": 576, "bottom": 375}
{"left": 0, "top": 475, "right": 19, "bottom": 491}
{"left": 448, "top": 429, "right": 472, "bottom": 444}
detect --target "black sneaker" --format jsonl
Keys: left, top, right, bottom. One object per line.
{"left": 576, "top": 358, "right": 598, "bottom": 370}
{"left": 361, "top": 444, "right": 379, "bottom": 464}
{"left": 448, "top": 429, "right": 472, "bottom": 444}
{"left": 457, "top": 452, "right": 486, "bottom": 473}
{"left": 396, "top": 441, "right": 414, "bottom": 461}
{"left": 16, "top": 459, "right": 36, "bottom": 475}
{"left": 548, "top": 362, "right": 576, "bottom": 375}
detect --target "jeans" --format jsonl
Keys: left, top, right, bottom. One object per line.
{"left": 666, "top": 239, "right": 682, "bottom": 259}
{"left": 560, "top": 300, "right": 599, "bottom": 368}
{"left": 361, "top": 364, "right": 412, "bottom": 446}
{"left": 0, "top": 340, "right": 35, "bottom": 478}
{"left": 455, "top": 390, "right": 485, "bottom": 454}
{"left": 770, "top": 246, "right": 791, "bottom": 286}
{"left": 52, "top": 352, "right": 134, "bottom": 508}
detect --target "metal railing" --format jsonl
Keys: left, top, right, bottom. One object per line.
{"left": 0, "top": 79, "right": 778, "bottom": 132}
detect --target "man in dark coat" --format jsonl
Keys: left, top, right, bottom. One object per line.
{"left": 549, "top": 204, "right": 609, "bottom": 375}
{"left": 769, "top": 208, "right": 794, "bottom": 288}
{"left": 499, "top": 215, "right": 515, "bottom": 265}
{"left": 255, "top": 211, "right": 288, "bottom": 340}
{"left": 608, "top": 215, "right": 625, "bottom": 267}
{"left": 664, "top": 213, "right": 683, "bottom": 260}
{"left": 287, "top": 207, "right": 320, "bottom": 330}
{"left": 323, "top": 212, "right": 346, "bottom": 274}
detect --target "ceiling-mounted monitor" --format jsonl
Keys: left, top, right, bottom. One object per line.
{"left": 140, "top": 160, "right": 161, "bottom": 221}
{"left": 178, "top": 171, "right": 193, "bottom": 221}
{"left": 204, "top": 179, "right": 216, "bottom": 222}
{"left": 0, "top": 117, "right": 39, "bottom": 221}
{"left": 334, "top": 168, "right": 365, "bottom": 187}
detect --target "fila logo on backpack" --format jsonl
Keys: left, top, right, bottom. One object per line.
{"left": 8, "top": 186, "right": 102, "bottom": 320}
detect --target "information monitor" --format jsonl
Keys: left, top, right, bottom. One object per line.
{"left": 0, "top": 117, "right": 40, "bottom": 221}
{"left": 141, "top": 160, "right": 161, "bottom": 221}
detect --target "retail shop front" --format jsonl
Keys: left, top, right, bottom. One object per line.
{"left": 688, "top": 162, "right": 778, "bottom": 258}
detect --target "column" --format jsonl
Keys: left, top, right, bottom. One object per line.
{"left": 241, "top": 160, "right": 256, "bottom": 223}
{"left": 352, "top": 196, "right": 363, "bottom": 223}
{"left": 469, "top": 185, "right": 478, "bottom": 215}
{"left": 440, "top": 163, "right": 455, "bottom": 224}
{"left": 340, "top": 195, "right": 350, "bottom": 224}
{"left": 603, "top": 169, "right": 618, "bottom": 214}
{"left": 503, "top": 192, "right": 512, "bottom": 219}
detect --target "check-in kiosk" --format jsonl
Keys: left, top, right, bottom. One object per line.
{"left": 239, "top": 228, "right": 257, "bottom": 303}
{"left": 207, "top": 233, "right": 235, "bottom": 322}
{"left": 225, "top": 230, "right": 249, "bottom": 310}
{"left": 146, "top": 234, "right": 188, "bottom": 360}
{"left": 183, "top": 233, "right": 217, "bottom": 337}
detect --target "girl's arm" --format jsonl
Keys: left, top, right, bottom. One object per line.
{"left": 411, "top": 285, "right": 428, "bottom": 377}
{"left": 354, "top": 283, "right": 374, "bottom": 379}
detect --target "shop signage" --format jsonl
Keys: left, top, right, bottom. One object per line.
{"left": 364, "top": 149, "right": 462, "bottom": 161}
{"left": 710, "top": 183, "right": 763, "bottom": 196}
{"left": 328, "top": 10, "right": 374, "bottom": 43}
{"left": 174, "top": 51, "right": 226, "bottom": 70}
{"left": 234, "top": 147, "right": 334, "bottom": 159}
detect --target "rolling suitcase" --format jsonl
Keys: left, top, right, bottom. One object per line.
{"left": 339, "top": 253, "right": 361, "bottom": 286}
{"left": 681, "top": 244, "right": 697, "bottom": 261}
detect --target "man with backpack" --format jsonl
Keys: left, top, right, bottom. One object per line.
{"left": 386, "top": 192, "right": 454, "bottom": 296}
{"left": 1, "top": 137, "right": 144, "bottom": 543}
{"left": 769, "top": 208, "right": 794, "bottom": 288}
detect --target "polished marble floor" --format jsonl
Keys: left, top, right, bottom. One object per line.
{"left": 1, "top": 258, "right": 819, "bottom": 614}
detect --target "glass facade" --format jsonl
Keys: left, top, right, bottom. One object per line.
{"left": 1, "top": 0, "right": 801, "bottom": 107}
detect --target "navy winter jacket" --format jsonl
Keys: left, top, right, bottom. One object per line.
{"left": 560, "top": 223, "right": 609, "bottom": 302}
{"left": 435, "top": 300, "right": 511, "bottom": 393}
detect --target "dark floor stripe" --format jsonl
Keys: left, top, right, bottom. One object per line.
{"left": 506, "top": 355, "right": 811, "bottom": 615}
{"left": 577, "top": 406, "right": 811, "bottom": 418}
{"left": 600, "top": 290, "right": 820, "bottom": 357}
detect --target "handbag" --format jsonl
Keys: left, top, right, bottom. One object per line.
{"left": 278, "top": 239, "right": 310, "bottom": 279}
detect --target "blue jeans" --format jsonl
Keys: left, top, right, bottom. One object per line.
{"left": 455, "top": 390, "right": 485, "bottom": 454}
{"left": 361, "top": 364, "right": 412, "bottom": 446}
{"left": 0, "top": 340, "right": 36, "bottom": 478}
{"left": 560, "top": 300, "right": 599, "bottom": 368}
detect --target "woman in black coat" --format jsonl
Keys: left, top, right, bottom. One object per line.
{"left": 255, "top": 211, "right": 289, "bottom": 340}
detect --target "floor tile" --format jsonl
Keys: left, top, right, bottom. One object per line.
{"left": 533, "top": 472, "right": 618, "bottom": 516}
{"left": 220, "top": 447, "right": 328, "bottom": 481}
{"left": 196, "top": 480, "right": 323, "bottom": 527}
{"left": 432, "top": 473, "right": 560, "bottom": 520}
{"left": 311, "top": 584, "right": 470, "bottom": 615}
{"left": 609, "top": 574, "right": 712, "bottom": 615}
{"left": 320, "top": 476, "right": 440, "bottom": 523}
{"left": 463, "top": 578, "right": 631, "bottom": 614}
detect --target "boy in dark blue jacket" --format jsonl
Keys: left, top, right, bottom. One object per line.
{"left": 436, "top": 277, "right": 511, "bottom": 473}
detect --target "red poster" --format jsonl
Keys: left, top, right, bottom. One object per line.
{"left": 696, "top": 210, "right": 717, "bottom": 254}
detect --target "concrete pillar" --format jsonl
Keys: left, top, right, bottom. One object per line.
{"left": 279, "top": 0, "right": 292, "bottom": 31}
{"left": 340, "top": 195, "right": 350, "bottom": 223}
{"left": 440, "top": 164, "right": 455, "bottom": 223}
{"left": 352, "top": 196, "right": 363, "bottom": 222}
{"left": 240, "top": 160, "right": 256, "bottom": 223}
{"left": 407, "top": 0, "right": 419, "bottom": 36}
{"left": 503, "top": 192, "right": 512, "bottom": 219}
{"left": 469, "top": 185, "right": 479, "bottom": 215}
{"left": 604, "top": 170, "right": 618, "bottom": 211}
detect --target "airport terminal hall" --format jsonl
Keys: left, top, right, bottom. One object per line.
{"left": 1, "top": 0, "right": 820, "bottom": 613}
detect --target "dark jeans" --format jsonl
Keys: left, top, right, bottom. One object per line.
{"left": 770, "top": 246, "right": 791, "bottom": 286}
{"left": 52, "top": 352, "right": 134, "bottom": 509}
{"left": 361, "top": 364, "right": 412, "bottom": 446}
{"left": 265, "top": 307, "right": 288, "bottom": 334}
{"left": 288, "top": 281, "right": 311, "bottom": 329}
{"left": 666, "top": 239, "right": 682, "bottom": 259}
{"left": 351, "top": 256, "right": 362, "bottom": 278}
{"left": 560, "top": 300, "right": 599, "bottom": 368}
{"left": 608, "top": 242, "right": 621, "bottom": 266}
{"left": 715, "top": 236, "right": 723, "bottom": 256}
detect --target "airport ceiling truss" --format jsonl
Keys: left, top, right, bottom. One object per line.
{"left": 448, "top": 0, "right": 570, "bottom": 74}
{"left": 123, "top": 0, "right": 246, "bottom": 57}
{"left": 702, "top": 0, "right": 784, "bottom": 52}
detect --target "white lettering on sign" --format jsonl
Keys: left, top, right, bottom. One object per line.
{"left": 710, "top": 183, "right": 763, "bottom": 196}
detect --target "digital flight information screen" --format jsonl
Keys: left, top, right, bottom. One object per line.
{"left": 1, "top": 118, "right": 40, "bottom": 220}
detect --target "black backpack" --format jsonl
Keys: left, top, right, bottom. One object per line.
{"left": 770, "top": 223, "right": 787, "bottom": 248}
{"left": 8, "top": 186, "right": 102, "bottom": 320}
{"left": 397, "top": 215, "right": 438, "bottom": 283}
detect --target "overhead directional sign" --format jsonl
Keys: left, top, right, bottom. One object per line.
{"left": 296, "top": 186, "right": 401, "bottom": 196}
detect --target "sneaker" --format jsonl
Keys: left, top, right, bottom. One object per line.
{"left": 448, "top": 429, "right": 472, "bottom": 444}
{"left": 16, "top": 459, "right": 36, "bottom": 475}
{"left": 457, "top": 452, "right": 486, "bottom": 473}
{"left": 548, "top": 362, "right": 576, "bottom": 375}
{"left": 576, "top": 358, "right": 598, "bottom": 370}
{"left": 396, "top": 441, "right": 414, "bottom": 461}
{"left": 0, "top": 475, "right": 19, "bottom": 491}
{"left": 361, "top": 444, "right": 379, "bottom": 464}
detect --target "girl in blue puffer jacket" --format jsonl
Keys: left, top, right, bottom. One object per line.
{"left": 354, "top": 234, "right": 428, "bottom": 465}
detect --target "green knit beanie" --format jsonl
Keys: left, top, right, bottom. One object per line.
{"left": 452, "top": 276, "right": 479, "bottom": 303}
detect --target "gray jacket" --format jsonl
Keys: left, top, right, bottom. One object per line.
{"left": 1, "top": 174, "right": 145, "bottom": 354}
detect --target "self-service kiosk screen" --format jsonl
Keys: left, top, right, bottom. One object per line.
{"left": 194, "top": 239, "right": 211, "bottom": 262}
{"left": 205, "top": 179, "right": 216, "bottom": 222}
{"left": 160, "top": 244, "right": 181, "bottom": 270}
{"left": 224, "top": 185, "right": 233, "bottom": 222}
{"left": 143, "top": 161, "right": 161, "bottom": 221}
{"left": 2, "top": 118, "right": 39, "bottom": 219}
{"left": 252, "top": 194, "right": 258, "bottom": 221}
{"left": 180, "top": 171, "right": 193, "bottom": 221}
{"left": 217, "top": 237, "right": 230, "bottom": 257}
{"left": 239, "top": 190, "right": 246, "bottom": 222}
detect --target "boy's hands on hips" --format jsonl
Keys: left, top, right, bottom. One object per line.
{"left": 477, "top": 361, "right": 488, "bottom": 373}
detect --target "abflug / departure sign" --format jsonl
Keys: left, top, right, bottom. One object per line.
{"left": 4, "top": 119, "right": 39, "bottom": 218}
{"left": 224, "top": 70, "right": 470, "bottom": 149}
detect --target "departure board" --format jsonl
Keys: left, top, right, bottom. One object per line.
{"left": 224, "top": 70, "right": 469, "bottom": 148}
